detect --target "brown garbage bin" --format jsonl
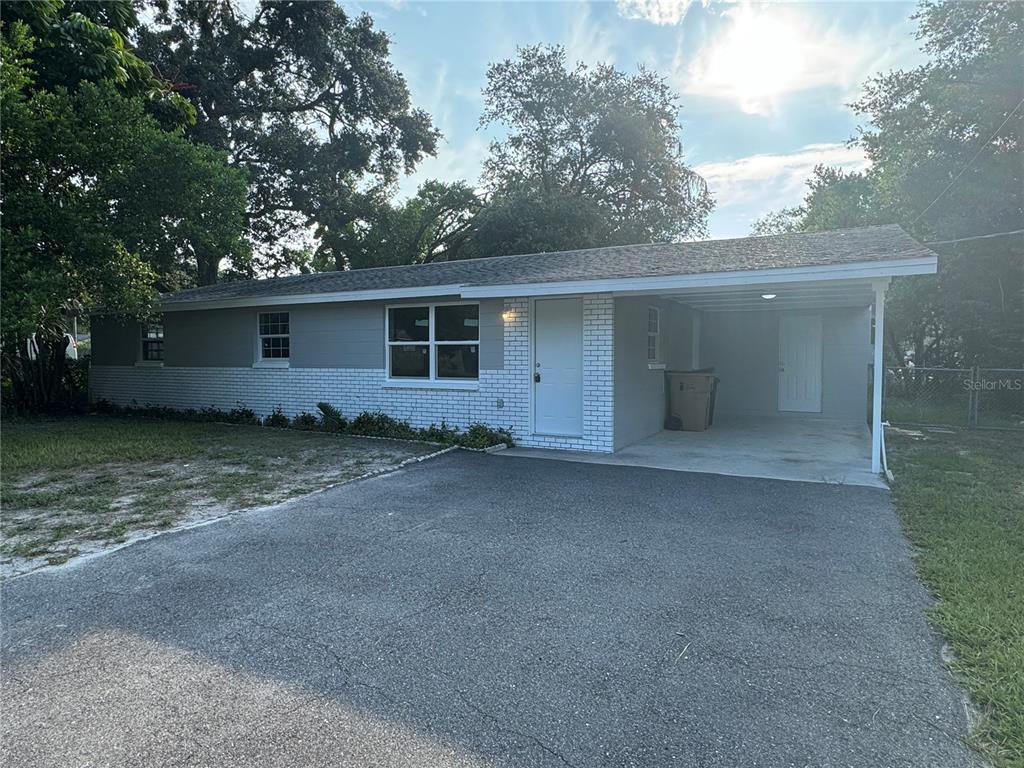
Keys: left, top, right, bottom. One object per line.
{"left": 666, "top": 371, "right": 718, "bottom": 432}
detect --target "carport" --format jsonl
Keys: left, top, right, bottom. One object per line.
{"left": 605, "top": 276, "right": 890, "bottom": 486}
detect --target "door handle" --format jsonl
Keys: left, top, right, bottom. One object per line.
{"left": 534, "top": 372, "right": 541, "bottom": 383}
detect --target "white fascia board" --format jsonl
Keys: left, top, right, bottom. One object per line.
{"left": 457, "top": 257, "right": 938, "bottom": 299}
{"left": 159, "top": 284, "right": 465, "bottom": 312}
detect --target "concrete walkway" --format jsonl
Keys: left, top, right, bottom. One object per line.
{"left": 506, "top": 415, "right": 885, "bottom": 488}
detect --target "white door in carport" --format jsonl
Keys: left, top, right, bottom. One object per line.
{"left": 533, "top": 298, "right": 583, "bottom": 436}
{"left": 778, "top": 314, "right": 823, "bottom": 412}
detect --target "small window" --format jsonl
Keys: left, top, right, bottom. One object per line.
{"left": 387, "top": 303, "right": 479, "bottom": 380}
{"left": 258, "top": 312, "right": 290, "bottom": 360}
{"left": 141, "top": 323, "right": 164, "bottom": 362}
{"left": 647, "top": 307, "right": 660, "bottom": 362}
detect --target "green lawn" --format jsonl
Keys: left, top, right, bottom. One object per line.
{"left": 1, "top": 416, "right": 435, "bottom": 575}
{"left": 888, "top": 428, "right": 1024, "bottom": 767}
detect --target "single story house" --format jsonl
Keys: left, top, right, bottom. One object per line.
{"left": 90, "top": 224, "right": 937, "bottom": 479}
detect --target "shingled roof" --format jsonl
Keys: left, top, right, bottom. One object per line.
{"left": 161, "top": 224, "right": 934, "bottom": 306}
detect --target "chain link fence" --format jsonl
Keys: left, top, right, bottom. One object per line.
{"left": 883, "top": 366, "right": 1024, "bottom": 430}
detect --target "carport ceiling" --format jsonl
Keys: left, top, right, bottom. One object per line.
{"left": 660, "top": 280, "right": 876, "bottom": 312}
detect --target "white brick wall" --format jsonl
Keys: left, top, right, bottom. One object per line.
{"left": 90, "top": 296, "right": 615, "bottom": 452}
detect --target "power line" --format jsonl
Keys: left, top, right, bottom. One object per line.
{"left": 924, "top": 228, "right": 1024, "bottom": 245}
{"left": 911, "top": 95, "right": 1024, "bottom": 226}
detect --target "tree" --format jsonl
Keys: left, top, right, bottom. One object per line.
{"left": 752, "top": 1, "right": 1023, "bottom": 367}
{"left": 0, "top": 16, "right": 248, "bottom": 410}
{"left": 472, "top": 187, "right": 619, "bottom": 258}
{"left": 341, "top": 181, "right": 483, "bottom": 269}
{"left": 480, "top": 45, "right": 712, "bottom": 251}
{"left": 751, "top": 166, "right": 881, "bottom": 235}
{"left": 1, "top": 0, "right": 193, "bottom": 127}
{"left": 136, "top": 1, "right": 440, "bottom": 279}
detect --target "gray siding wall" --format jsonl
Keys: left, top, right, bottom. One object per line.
{"left": 613, "top": 297, "right": 694, "bottom": 450}
{"left": 700, "top": 307, "right": 871, "bottom": 420}
{"left": 93, "top": 297, "right": 505, "bottom": 371}
{"left": 90, "top": 315, "right": 141, "bottom": 366}
{"left": 164, "top": 308, "right": 255, "bottom": 367}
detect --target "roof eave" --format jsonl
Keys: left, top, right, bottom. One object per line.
{"left": 158, "top": 283, "right": 466, "bottom": 313}
{"left": 157, "top": 256, "right": 937, "bottom": 311}
{"left": 457, "top": 256, "right": 938, "bottom": 299}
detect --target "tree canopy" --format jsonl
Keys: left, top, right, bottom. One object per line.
{"left": 0, "top": 2, "right": 249, "bottom": 409}
{"left": 479, "top": 45, "right": 713, "bottom": 250}
{"left": 752, "top": 0, "right": 1023, "bottom": 367}
{"left": 338, "top": 181, "right": 483, "bottom": 269}
{"left": 135, "top": 0, "right": 440, "bottom": 278}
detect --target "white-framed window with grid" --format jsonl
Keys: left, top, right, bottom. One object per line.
{"left": 647, "top": 306, "right": 661, "bottom": 362}
{"left": 257, "top": 312, "right": 290, "bottom": 361}
{"left": 386, "top": 303, "right": 479, "bottom": 381}
{"left": 140, "top": 322, "right": 164, "bottom": 363}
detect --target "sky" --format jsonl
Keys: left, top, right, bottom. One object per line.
{"left": 350, "top": 0, "right": 928, "bottom": 239}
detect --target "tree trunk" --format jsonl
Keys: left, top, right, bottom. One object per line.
{"left": 197, "top": 255, "right": 221, "bottom": 286}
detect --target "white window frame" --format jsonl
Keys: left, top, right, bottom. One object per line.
{"left": 385, "top": 301, "right": 480, "bottom": 389}
{"left": 136, "top": 321, "right": 164, "bottom": 367}
{"left": 254, "top": 311, "right": 290, "bottom": 368}
{"left": 647, "top": 306, "right": 661, "bottom": 363}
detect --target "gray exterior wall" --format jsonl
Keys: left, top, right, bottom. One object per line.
{"left": 700, "top": 307, "right": 871, "bottom": 420}
{"left": 91, "top": 297, "right": 505, "bottom": 371}
{"left": 613, "top": 298, "right": 694, "bottom": 450}
{"left": 90, "top": 315, "right": 142, "bottom": 366}
{"left": 90, "top": 296, "right": 617, "bottom": 452}
{"left": 164, "top": 308, "right": 255, "bottom": 367}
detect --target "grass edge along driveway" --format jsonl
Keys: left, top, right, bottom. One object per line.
{"left": 888, "top": 428, "right": 1023, "bottom": 768}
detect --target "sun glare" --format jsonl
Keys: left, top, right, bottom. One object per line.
{"left": 687, "top": 6, "right": 823, "bottom": 115}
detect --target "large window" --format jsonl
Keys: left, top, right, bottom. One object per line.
{"left": 258, "top": 312, "right": 290, "bottom": 360}
{"left": 141, "top": 323, "right": 164, "bottom": 362}
{"left": 387, "top": 303, "right": 479, "bottom": 381}
{"left": 647, "top": 307, "right": 660, "bottom": 362}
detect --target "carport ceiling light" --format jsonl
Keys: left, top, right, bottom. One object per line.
{"left": 761, "top": 293, "right": 777, "bottom": 299}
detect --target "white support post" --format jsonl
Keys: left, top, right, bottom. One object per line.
{"left": 691, "top": 310, "right": 701, "bottom": 370}
{"left": 871, "top": 279, "right": 889, "bottom": 473}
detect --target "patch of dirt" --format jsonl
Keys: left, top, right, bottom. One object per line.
{"left": 1, "top": 436, "right": 437, "bottom": 579}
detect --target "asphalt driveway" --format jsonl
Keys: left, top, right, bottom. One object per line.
{"left": 1, "top": 452, "right": 978, "bottom": 767}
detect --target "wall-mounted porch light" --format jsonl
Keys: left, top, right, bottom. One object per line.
{"left": 761, "top": 293, "right": 777, "bottom": 300}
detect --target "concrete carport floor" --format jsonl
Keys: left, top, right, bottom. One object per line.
{"left": 504, "top": 415, "right": 886, "bottom": 488}
{"left": 1, "top": 452, "right": 978, "bottom": 767}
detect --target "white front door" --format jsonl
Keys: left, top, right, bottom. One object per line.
{"left": 533, "top": 298, "right": 583, "bottom": 436}
{"left": 778, "top": 314, "right": 823, "bottom": 412}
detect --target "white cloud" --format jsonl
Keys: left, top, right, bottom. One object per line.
{"left": 680, "top": 3, "right": 920, "bottom": 115}
{"left": 565, "top": 2, "right": 618, "bottom": 66}
{"left": 695, "top": 142, "right": 869, "bottom": 208}
{"left": 616, "top": 0, "right": 702, "bottom": 26}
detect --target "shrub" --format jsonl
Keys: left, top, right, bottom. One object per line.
{"left": 456, "top": 423, "right": 515, "bottom": 449}
{"left": 316, "top": 402, "right": 347, "bottom": 432}
{"left": 264, "top": 407, "right": 290, "bottom": 428}
{"left": 350, "top": 411, "right": 417, "bottom": 440}
{"left": 344, "top": 411, "right": 514, "bottom": 449}
{"left": 83, "top": 399, "right": 515, "bottom": 448}
{"left": 421, "top": 420, "right": 459, "bottom": 444}
{"left": 226, "top": 406, "right": 259, "bottom": 425}
{"left": 293, "top": 412, "right": 318, "bottom": 430}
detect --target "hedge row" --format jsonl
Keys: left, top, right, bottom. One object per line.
{"left": 92, "top": 399, "right": 515, "bottom": 450}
